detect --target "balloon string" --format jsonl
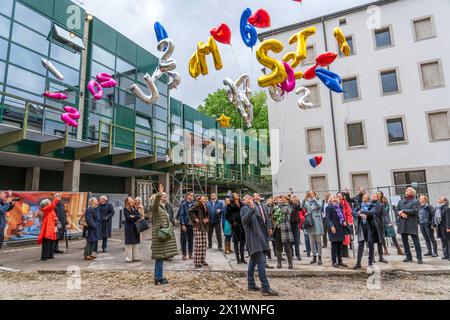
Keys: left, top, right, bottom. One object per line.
{"left": 230, "top": 45, "right": 243, "bottom": 76}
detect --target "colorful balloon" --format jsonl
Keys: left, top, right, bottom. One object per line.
{"left": 61, "top": 106, "right": 80, "bottom": 128}
{"left": 154, "top": 22, "right": 168, "bottom": 43}
{"left": 96, "top": 73, "right": 117, "bottom": 88}
{"left": 223, "top": 74, "right": 254, "bottom": 128}
{"left": 314, "top": 156, "right": 323, "bottom": 166}
{"left": 256, "top": 39, "right": 287, "bottom": 88}
{"left": 268, "top": 86, "right": 285, "bottom": 102}
{"left": 248, "top": 9, "right": 271, "bottom": 28}
{"left": 130, "top": 73, "right": 159, "bottom": 105}
{"left": 279, "top": 61, "right": 296, "bottom": 93}
{"left": 210, "top": 23, "right": 232, "bottom": 45}
{"left": 303, "top": 64, "right": 317, "bottom": 80}
{"left": 216, "top": 113, "right": 231, "bottom": 128}
{"left": 315, "top": 68, "right": 344, "bottom": 93}
{"left": 334, "top": 27, "right": 351, "bottom": 57}
{"left": 316, "top": 52, "right": 338, "bottom": 67}
{"left": 43, "top": 92, "right": 68, "bottom": 100}
{"left": 240, "top": 8, "right": 258, "bottom": 48}
{"left": 296, "top": 87, "right": 314, "bottom": 110}
{"left": 309, "top": 158, "right": 317, "bottom": 169}
{"left": 189, "top": 36, "right": 223, "bottom": 78}
{"left": 41, "top": 58, "right": 64, "bottom": 81}
{"left": 282, "top": 26, "right": 316, "bottom": 79}
{"left": 87, "top": 80, "right": 104, "bottom": 100}
{"left": 152, "top": 38, "right": 181, "bottom": 90}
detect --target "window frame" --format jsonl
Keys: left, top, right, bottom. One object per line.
{"left": 349, "top": 171, "right": 372, "bottom": 193}
{"left": 345, "top": 120, "right": 367, "bottom": 150}
{"left": 338, "top": 34, "right": 356, "bottom": 58}
{"left": 301, "top": 44, "right": 316, "bottom": 67}
{"left": 411, "top": 15, "right": 436, "bottom": 42}
{"left": 384, "top": 115, "right": 408, "bottom": 146}
{"left": 379, "top": 67, "right": 401, "bottom": 96}
{"left": 425, "top": 109, "right": 450, "bottom": 142}
{"left": 372, "top": 25, "right": 395, "bottom": 50}
{"left": 309, "top": 174, "right": 329, "bottom": 195}
{"left": 303, "top": 83, "right": 321, "bottom": 108}
{"left": 305, "top": 126, "right": 325, "bottom": 155}
{"left": 418, "top": 59, "right": 445, "bottom": 90}
{"left": 341, "top": 75, "right": 361, "bottom": 103}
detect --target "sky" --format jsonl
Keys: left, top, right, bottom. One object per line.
{"left": 81, "top": 0, "right": 375, "bottom": 108}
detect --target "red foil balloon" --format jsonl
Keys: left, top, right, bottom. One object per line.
{"left": 314, "top": 156, "right": 323, "bottom": 166}
{"left": 316, "top": 52, "right": 338, "bottom": 67}
{"left": 304, "top": 64, "right": 318, "bottom": 80}
{"left": 248, "top": 9, "right": 271, "bottom": 28}
{"left": 210, "top": 23, "right": 232, "bottom": 45}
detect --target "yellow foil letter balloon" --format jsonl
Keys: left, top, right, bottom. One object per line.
{"left": 189, "top": 36, "right": 223, "bottom": 79}
{"left": 189, "top": 52, "right": 201, "bottom": 78}
{"left": 256, "top": 39, "right": 287, "bottom": 88}
{"left": 333, "top": 27, "right": 351, "bottom": 57}
{"left": 282, "top": 26, "right": 316, "bottom": 80}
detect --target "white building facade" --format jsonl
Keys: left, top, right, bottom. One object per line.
{"left": 260, "top": 0, "right": 450, "bottom": 202}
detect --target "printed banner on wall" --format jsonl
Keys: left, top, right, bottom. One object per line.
{"left": 4, "top": 192, "right": 88, "bottom": 242}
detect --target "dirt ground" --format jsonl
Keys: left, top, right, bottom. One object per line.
{"left": 0, "top": 271, "right": 448, "bottom": 300}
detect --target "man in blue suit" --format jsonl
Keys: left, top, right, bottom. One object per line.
{"left": 207, "top": 193, "right": 224, "bottom": 251}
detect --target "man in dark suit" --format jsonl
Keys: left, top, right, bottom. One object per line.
{"left": 54, "top": 193, "right": 67, "bottom": 254}
{"left": 254, "top": 193, "right": 274, "bottom": 269}
{"left": 241, "top": 195, "right": 278, "bottom": 296}
{"left": 98, "top": 196, "right": 115, "bottom": 252}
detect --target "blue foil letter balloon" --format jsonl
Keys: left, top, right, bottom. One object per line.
{"left": 154, "top": 22, "right": 168, "bottom": 43}
{"left": 240, "top": 8, "right": 258, "bottom": 48}
{"left": 315, "top": 68, "right": 344, "bottom": 93}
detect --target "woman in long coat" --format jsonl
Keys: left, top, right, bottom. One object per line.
{"left": 337, "top": 192, "right": 354, "bottom": 258}
{"left": 38, "top": 195, "right": 60, "bottom": 261}
{"left": 151, "top": 185, "right": 178, "bottom": 285}
{"left": 83, "top": 197, "right": 101, "bottom": 261}
{"left": 124, "top": 196, "right": 141, "bottom": 262}
{"left": 302, "top": 191, "right": 324, "bottom": 265}
{"left": 273, "top": 196, "right": 294, "bottom": 269}
{"left": 226, "top": 193, "right": 246, "bottom": 264}
{"left": 376, "top": 191, "right": 404, "bottom": 256}
{"left": 189, "top": 195, "right": 209, "bottom": 268}
{"left": 325, "top": 196, "right": 348, "bottom": 268}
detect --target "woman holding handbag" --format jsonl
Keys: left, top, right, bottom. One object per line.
{"left": 302, "top": 191, "right": 324, "bottom": 265}
{"left": 151, "top": 184, "right": 178, "bottom": 285}
{"left": 189, "top": 195, "right": 209, "bottom": 268}
{"left": 124, "top": 196, "right": 141, "bottom": 262}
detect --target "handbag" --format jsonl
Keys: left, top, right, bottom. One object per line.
{"left": 135, "top": 219, "right": 149, "bottom": 234}
{"left": 157, "top": 226, "right": 175, "bottom": 242}
{"left": 303, "top": 213, "right": 315, "bottom": 229}
{"left": 78, "top": 213, "right": 88, "bottom": 228}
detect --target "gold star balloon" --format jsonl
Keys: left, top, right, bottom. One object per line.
{"left": 216, "top": 113, "right": 231, "bottom": 128}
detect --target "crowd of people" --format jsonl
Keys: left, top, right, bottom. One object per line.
{"left": 1, "top": 185, "right": 450, "bottom": 295}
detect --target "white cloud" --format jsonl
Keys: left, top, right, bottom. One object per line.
{"left": 82, "top": 0, "right": 375, "bottom": 108}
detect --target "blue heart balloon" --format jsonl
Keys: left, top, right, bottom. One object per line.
{"left": 316, "top": 68, "right": 344, "bottom": 93}
{"left": 309, "top": 158, "right": 318, "bottom": 168}
{"left": 240, "top": 8, "right": 258, "bottom": 48}
{"left": 154, "top": 22, "right": 168, "bottom": 43}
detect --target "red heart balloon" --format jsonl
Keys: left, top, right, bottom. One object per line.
{"left": 210, "top": 23, "right": 232, "bottom": 45}
{"left": 314, "top": 156, "right": 323, "bottom": 166}
{"left": 316, "top": 52, "right": 338, "bottom": 67}
{"left": 303, "top": 64, "right": 317, "bottom": 80}
{"left": 248, "top": 9, "right": 271, "bottom": 28}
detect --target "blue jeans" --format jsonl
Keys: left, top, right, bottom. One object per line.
{"left": 154, "top": 259, "right": 164, "bottom": 280}
{"left": 304, "top": 233, "right": 318, "bottom": 255}
{"left": 248, "top": 251, "right": 270, "bottom": 290}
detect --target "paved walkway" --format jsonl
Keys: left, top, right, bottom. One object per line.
{"left": 1, "top": 229, "right": 449, "bottom": 275}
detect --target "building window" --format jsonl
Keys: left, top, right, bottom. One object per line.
{"left": 413, "top": 16, "right": 435, "bottom": 41}
{"left": 342, "top": 77, "right": 359, "bottom": 101}
{"left": 306, "top": 127, "right": 324, "bottom": 154}
{"left": 339, "top": 35, "right": 355, "bottom": 57}
{"left": 394, "top": 170, "right": 428, "bottom": 196}
{"left": 302, "top": 45, "right": 315, "bottom": 66}
{"left": 380, "top": 69, "right": 399, "bottom": 94}
{"left": 374, "top": 26, "right": 393, "bottom": 48}
{"left": 427, "top": 111, "right": 450, "bottom": 141}
{"left": 346, "top": 122, "right": 365, "bottom": 148}
{"left": 304, "top": 84, "right": 320, "bottom": 107}
{"left": 386, "top": 117, "right": 406, "bottom": 143}
{"left": 339, "top": 18, "right": 347, "bottom": 26}
{"left": 351, "top": 173, "right": 370, "bottom": 192}
{"left": 310, "top": 176, "right": 328, "bottom": 196}
{"left": 136, "top": 115, "right": 151, "bottom": 128}
{"left": 420, "top": 60, "right": 445, "bottom": 89}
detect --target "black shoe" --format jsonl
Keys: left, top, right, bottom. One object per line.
{"left": 403, "top": 258, "right": 413, "bottom": 263}
{"left": 353, "top": 264, "right": 362, "bottom": 270}
{"left": 432, "top": 253, "right": 438, "bottom": 258}
{"left": 332, "top": 263, "right": 339, "bottom": 268}
{"left": 306, "top": 253, "right": 311, "bottom": 258}
{"left": 218, "top": 247, "right": 223, "bottom": 252}
{"left": 442, "top": 256, "right": 449, "bottom": 260}
{"left": 310, "top": 256, "right": 317, "bottom": 264}
{"left": 417, "top": 260, "right": 424, "bottom": 265}
{"left": 102, "top": 249, "right": 108, "bottom": 253}
{"left": 241, "top": 258, "right": 247, "bottom": 264}
{"left": 155, "top": 278, "right": 169, "bottom": 285}
{"left": 296, "top": 256, "right": 302, "bottom": 261}
{"left": 266, "top": 264, "right": 274, "bottom": 269}
{"left": 424, "top": 252, "right": 432, "bottom": 257}
{"left": 54, "top": 250, "right": 64, "bottom": 254}
{"left": 262, "top": 288, "right": 279, "bottom": 296}
{"left": 338, "top": 262, "right": 348, "bottom": 268}
{"left": 248, "top": 286, "right": 261, "bottom": 292}
{"left": 318, "top": 256, "right": 322, "bottom": 265}
{"left": 277, "top": 262, "right": 282, "bottom": 269}
{"left": 379, "top": 258, "right": 388, "bottom": 264}
{"left": 288, "top": 262, "right": 293, "bottom": 270}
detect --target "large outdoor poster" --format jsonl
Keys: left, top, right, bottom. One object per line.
{"left": 4, "top": 192, "right": 88, "bottom": 243}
